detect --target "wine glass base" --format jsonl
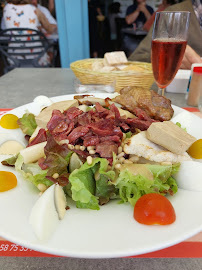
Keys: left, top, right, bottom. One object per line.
{"left": 157, "top": 87, "right": 166, "bottom": 96}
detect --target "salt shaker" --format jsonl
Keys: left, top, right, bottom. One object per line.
{"left": 187, "top": 67, "right": 202, "bottom": 107}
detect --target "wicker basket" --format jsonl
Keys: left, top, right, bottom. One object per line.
{"left": 70, "top": 58, "right": 154, "bottom": 92}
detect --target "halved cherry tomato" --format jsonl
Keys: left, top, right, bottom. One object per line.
{"left": 134, "top": 193, "right": 176, "bottom": 225}
{"left": 187, "top": 139, "right": 202, "bottom": 159}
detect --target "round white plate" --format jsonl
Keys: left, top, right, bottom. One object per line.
{"left": 0, "top": 93, "right": 202, "bottom": 259}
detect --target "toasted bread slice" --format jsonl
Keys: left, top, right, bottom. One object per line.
{"left": 104, "top": 51, "right": 128, "bottom": 66}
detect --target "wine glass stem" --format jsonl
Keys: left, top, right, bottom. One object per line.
{"left": 158, "top": 87, "right": 165, "bottom": 96}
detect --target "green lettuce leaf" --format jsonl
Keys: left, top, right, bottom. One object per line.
{"left": 17, "top": 113, "right": 37, "bottom": 136}
{"left": 115, "top": 163, "right": 179, "bottom": 207}
{"left": 126, "top": 131, "right": 132, "bottom": 138}
{"left": 95, "top": 174, "right": 118, "bottom": 205}
{"left": 1, "top": 154, "right": 19, "bottom": 166}
{"left": 176, "top": 122, "right": 187, "bottom": 132}
{"left": 14, "top": 154, "right": 53, "bottom": 187}
{"left": 69, "top": 158, "right": 116, "bottom": 210}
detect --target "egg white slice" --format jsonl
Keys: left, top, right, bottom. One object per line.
{"left": 33, "top": 95, "right": 53, "bottom": 110}
{"left": 173, "top": 161, "right": 202, "bottom": 191}
{"left": 29, "top": 184, "right": 67, "bottom": 241}
{"left": 29, "top": 184, "right": 59, "bottom": 241}
{"left": 171, "top": 111, "right": 202, "bottom": 139}
{"left": 0, "top": 133, "right": 25, "bottom": 155}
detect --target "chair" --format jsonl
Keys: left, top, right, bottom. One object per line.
{"left": 0, "top": 28, "right": 55, "bottom": 73}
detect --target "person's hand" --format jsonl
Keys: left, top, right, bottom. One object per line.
{"left": 138, "top": 3, "right": 147, "bottom": 12}
{"left": 180, "top": 45, "right": 202, "bottom": 69}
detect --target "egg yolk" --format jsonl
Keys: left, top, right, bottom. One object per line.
{"left": 187, "top": 139, "right": 202, "bottom": 159}
{"left": 0, "top": 114, "right": 19, "bottom": 129}
{"left": 0, "top": 171, "right": 17, "bottom": 192}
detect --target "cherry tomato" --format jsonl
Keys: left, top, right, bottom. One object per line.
{"left": 134, "top": 193, "right": 176, "bottom": 225}
{"left": 187, "top": 139, "right": 202, "bottom": 159}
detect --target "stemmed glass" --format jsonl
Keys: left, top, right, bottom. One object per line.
{"left": 151, "top": 12, "right": 190, "bottom": 96}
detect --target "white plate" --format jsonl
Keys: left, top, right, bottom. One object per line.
{"left": 0, "top": 93, "right": 202, "bottom": 259}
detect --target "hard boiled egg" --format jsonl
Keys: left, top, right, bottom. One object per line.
{"left": 173, "top": 161, "right": 202, "bottom": 191}
{"left": 29, "top": 184, "right": 67, "bottom": 241}
{"left": 171, "top": 111, "right": 202, "bottom": 139}
{"left": 0, "top": 133, "right": 25, "bottom": 155}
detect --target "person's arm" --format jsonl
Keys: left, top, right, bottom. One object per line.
{"left": 126, "top": 7, "right": 140, "bottom": 25}
{"left": 180, "top": 45, "right": 202, "bottom": 69}
{"left": 36, "top": 8, "right": 57, "bottom": 34}
{"left": 143, "top": 12, "right": 155, "bottom": 32}
{"left": 48, "top": 0, "right": 55, "bottom": 14}
{"left": 138, "top": 4, "right": 152, "bottom": 20}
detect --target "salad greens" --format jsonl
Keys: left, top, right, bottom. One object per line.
{"left": 68, "top": 158, "right": 116, "bottom": 210}
{"left": 3, "top": 152, "right": 179, "bottom": 210}
{"left": 115, "top": 163, "right": 179, "bottom": 206}
{"left": 2, "top": 105, "right": 180, "bottom": 211}
{"left": 17, "top": 113, "right": 37, "bottom": 136}
{"left": 176, "top": 122, "right": 187, "bottom": 132}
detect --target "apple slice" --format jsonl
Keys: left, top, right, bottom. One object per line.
{"left": 20, "top": 141, "right": 46, "bottom": 164}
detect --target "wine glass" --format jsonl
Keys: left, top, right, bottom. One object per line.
{"left": 151, "top": 12, "right": 190, "bottom": 96}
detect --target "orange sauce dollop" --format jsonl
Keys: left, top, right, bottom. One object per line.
{"left": 0, "top": 114, "right": 19, "bottom": 129}
{"left": 0, "top": 171, "right": 17, "bottom": 192}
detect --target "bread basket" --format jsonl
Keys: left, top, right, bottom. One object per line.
{"left": 70, "top": 58, "right": 154, "bottom": 92}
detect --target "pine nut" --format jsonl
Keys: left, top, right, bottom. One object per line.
{"left": 118, "top": 146, "right": 122, "bottom": 154}
{"left": 117, "top": 152, "right": 125, "bottom": 159}
{"left": 75, "top": 145, "right": 80, "bottom": 150}
{"left": 87, "top": 146, "right": 94, "bottom": 151}
{"left": 52, "top": 173, "right": 59, "bottom": 179}
{"left": 124, "top": 159, "right": 133, "bottom": 164}
{"left": 122, "top": 133, "right": 126, "bottom": 140}
{"left": 80, "top": 146, "right": 86, "bottom": 151}
{"left": 89, "top": 149, "right": 96, "bottom": 155}
{"left": 115, "top": 163, "right": 122, "bottom": 170}
{"left": 87, "top": 156, "right": 93, "bottom": 165}
{"left": 58, "top": 139, "right": 69, "bottom": 145}
{"left": 107, "top": 165, "right": 112, "bottom": 171}
{"left": 161, "top": 162, "right": 172, "bottom": 166}
{"left": 119, "top": 157, "right": 125, "bottom": 163}
{"left": 37, "top": 183, "right": 47, "bottom": 192}
{"left": 68, "top": 144, "right": 74, "bottom": 150}
{"left": 129, "top": 155, "right": 139, "bottom": 162}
